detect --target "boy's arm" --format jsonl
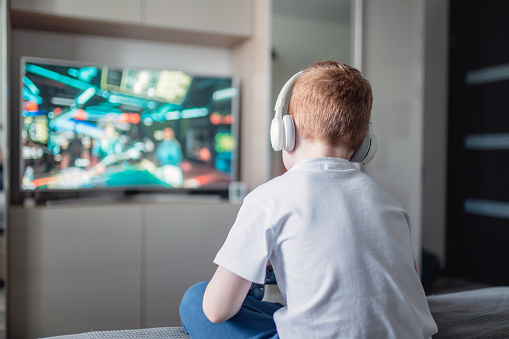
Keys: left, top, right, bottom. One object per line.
{"left": 203, "top": 265, "right": 252, "bottom": 323}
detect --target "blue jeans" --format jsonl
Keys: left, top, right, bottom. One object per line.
{"left": 179, "top": 281, "right": 284, "bottom": 339}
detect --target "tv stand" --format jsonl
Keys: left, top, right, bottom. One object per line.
{"left": 9, "top": 200, "right": 242, "bottom": 337}
{"left": 40, "top": 192, "right": 223, "bottom": 207}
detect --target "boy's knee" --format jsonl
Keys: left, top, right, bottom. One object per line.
{"left": 179, "top": 281, "right": 209, "bottom": 316}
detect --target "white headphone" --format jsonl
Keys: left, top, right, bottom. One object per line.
{"left": 270, "top": 71, "right": 378, "bottom": 165}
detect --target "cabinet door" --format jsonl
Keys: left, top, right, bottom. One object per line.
{"left": 144, "top": 202, "right": 240, "bottom": 327}
{"left": 11, "top": 0, "right": 141, "bottom": 24}
{"left": 143, "top": 0, "right": 252, "bottom": 37}
{"left": 8, "top": 205, "right": 143, "bottom": 338}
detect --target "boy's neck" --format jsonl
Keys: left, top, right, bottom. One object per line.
{"left": 283, "top": 139, "right": 354, "bottom": 170}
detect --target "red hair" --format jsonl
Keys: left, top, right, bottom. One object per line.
{"left": 288, "top": 61, "right": 373, "bottom": 150}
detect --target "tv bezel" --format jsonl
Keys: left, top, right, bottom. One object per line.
{"left": 18, "top": 56, "right": 240, "bottom": 198}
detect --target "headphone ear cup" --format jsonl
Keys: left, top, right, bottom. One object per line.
{"left": 282, "top": 114, "right": 295, "bottom": 151}
{"left": 360, "top": 132, "right": 377, "bottom": 165}
{"left": 272, "top": 71, "right": 302, "bottom": 152}
{"left": 350, "top": 123, "right": 378, "bottom": 164}
{"left": 350, "top": 132, "right": 370, "bottom": 163}
{"left": 271, "top": 116, "right": 284, "bottom": 151}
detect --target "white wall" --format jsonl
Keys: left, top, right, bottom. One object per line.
{"left": 231, "top": 0, "right": 272, "bottom": 189}
{"left": 363, "top": 0, "right": 426, "bottom": 264}
{"left": 270, "top": 12, "right": 350, "bottom": 175}
{"left": 271, "top": 13, "right": 351, "bottom": 90}
{"left": 12, "top": 29, "right": 231, "bottom": 81}
{"left": 422, "top": 0, "right": 448, "bottom": 266}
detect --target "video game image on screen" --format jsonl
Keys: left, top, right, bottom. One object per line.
{"left": 20, "top": 58, "right": 239, "bottom": 193}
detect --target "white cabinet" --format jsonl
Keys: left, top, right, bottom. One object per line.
{"left": 10, "top": 0, "right": 253, "bottom": 46}
{"left": 9, "top": 204, "right": 143, "bottom": 338}
{"left": 143, "top": 0, "right": 252, "bottom": 37}
{"left": 11, "top": 0, "right": 142, "bottom": 24}
{"left": 8, "top": 201, "right": 241, "bottom": 337}
{"left": 144, "top": 202, "right": 240, "bottom": 327}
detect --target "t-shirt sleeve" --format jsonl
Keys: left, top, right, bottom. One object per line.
{"left": 214, "top": 195, "right": 274, "bottom": 284}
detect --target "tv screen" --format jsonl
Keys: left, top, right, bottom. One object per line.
{"left": 20, "top": 57, "right": 239, "bottom": 194}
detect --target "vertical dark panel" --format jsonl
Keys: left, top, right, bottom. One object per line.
{"left": 447, "top": 0, "right": 509, "bottom": 285}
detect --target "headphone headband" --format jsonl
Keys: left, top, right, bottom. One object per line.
{"left": 274, "top": 71, "right": 302, "bottom": 116}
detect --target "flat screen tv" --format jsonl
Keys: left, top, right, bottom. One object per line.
{"left": 19, "top": 57, "right": 239, "bottom": 197}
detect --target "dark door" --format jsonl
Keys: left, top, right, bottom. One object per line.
{"left": 447, "top": 0, "right": 509, "bottom": 285}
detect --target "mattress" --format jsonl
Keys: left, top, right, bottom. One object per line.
{"left": 42, "top": 327, "right": 190, "bottom": 339}
{"left": 427, "top": 286, "right": 509, "bottom": 338}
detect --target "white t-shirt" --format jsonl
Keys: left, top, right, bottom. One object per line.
{"left": 214, "top": 157, "right": 437, "bottom": 338}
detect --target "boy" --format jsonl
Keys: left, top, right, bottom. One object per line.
{"left": 179, "top": 61, "right": 437, "bottom": 338}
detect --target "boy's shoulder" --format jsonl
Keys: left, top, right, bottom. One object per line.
{"left": 246, "top": 158, "right": 357, "bottom": 202}
{"left": 248, "top": 159, "right": 404, "bottom": 213}
{"left": 246, "top": 172, "right": 290, "bottom": 200}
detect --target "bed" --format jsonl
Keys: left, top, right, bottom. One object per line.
{"left": 427, "top": 286, "right": 509, "bottom": 338}
{"left": 43, "top": 327, "right": 191, "bottom": 339}
{"left": 44, "top": 287, "right": 509, "bottom": 339}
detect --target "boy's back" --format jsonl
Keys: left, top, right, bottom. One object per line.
{"left": 215, "top": 157, "right": 437, "bottom": 338}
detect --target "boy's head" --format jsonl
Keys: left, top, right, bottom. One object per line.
{"left": 288, "top": 61, "right": 373, "bottom": 152}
